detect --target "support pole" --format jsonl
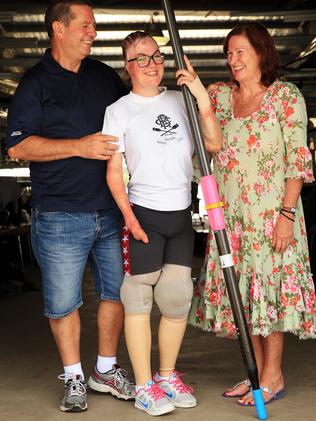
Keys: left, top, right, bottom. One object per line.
{"left": 161, "top": 1, "right": 267, "bottom": 419}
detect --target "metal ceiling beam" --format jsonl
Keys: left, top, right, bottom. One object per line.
{"left": 0, "top": 37, "right": 39, "bottom": 48}
{"left": 2, "top": 20, "right": 300, "bottom": 33}
{"left": 281, "top": 69, "right": 316, "bottom": 78}
{"left": 0, "top": 1, "right": 315, "bottom": 15}
{"left": 0, "top": 1, "right": 309, "bottom": 13}
{"left": 0, "top": 34, "right": 313, "bottom": 49}
{"left": 0, "top": 11, "right": 15, "bottom": 22}
{"left": 1, "top": 52, "right": 230, "bottom": 62}
{"left": 0, "top": 72, "right": 22, "bottom": 79}
{"left": 230, "top": 8, "right": 316, "bottom": 21}
{"left": 0, "top": 56, "right": 222, "bottom": 67}
{"left": 4, "top": 51, "right": 294, "bottom": 60}
{"left": 0, "top": 60, "right": 227, "bottom": 70}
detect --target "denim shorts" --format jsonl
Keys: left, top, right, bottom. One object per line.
{"left": 31, "top": 208, "right": 123, "bottom": 318}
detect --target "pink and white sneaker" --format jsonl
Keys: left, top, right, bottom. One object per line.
{"left": 153, "top": 371, "right": 197, "bottom": 408}
{"left": 135, "top": 380, "right": 175, "bottom": 416}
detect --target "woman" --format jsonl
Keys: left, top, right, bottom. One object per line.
{"left": 189, "top": 22, "right": 316, "bottom": 406}
{"left": 104, "top": 31, "right": 221, "bottom": 416}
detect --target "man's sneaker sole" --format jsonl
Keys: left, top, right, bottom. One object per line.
{"left": 87, "top": 377, "right": 134, "bottom": 400}
{"left": 59, "top": 402, "right": 88, "bottom": 412}
{"left": 135, "top": 400, "right": 175, "bottom": 416}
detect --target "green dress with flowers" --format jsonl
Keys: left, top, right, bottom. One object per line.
{"left": 189, "top": 80, "right": 316, "bottom": 339}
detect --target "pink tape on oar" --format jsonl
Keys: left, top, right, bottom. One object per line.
{"left": 200, "top": 175, "right": 225, "bottom": 231}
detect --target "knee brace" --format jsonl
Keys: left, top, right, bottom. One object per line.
{"left": 154, "top": 264, "right": 193, "bottom": 319}
{"left": 120, "top": 270, "right": 161, "bottom": 315}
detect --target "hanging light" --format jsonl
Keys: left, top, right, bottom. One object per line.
{"left": 144, "top": 12, "right": 169, "bottom": 46}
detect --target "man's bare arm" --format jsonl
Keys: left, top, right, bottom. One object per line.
{"left": 8, "top": 132, "right": 118, "bottom": 162}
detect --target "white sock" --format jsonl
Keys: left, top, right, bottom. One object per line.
{"left": 96, "top": 355, "right": 117, "bottom": 373}
{"left": 64, "top": 362, "right": 84, "bottom": 382}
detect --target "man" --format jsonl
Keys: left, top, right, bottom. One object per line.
{"left": 5, "top": 0, "right": 134, "bottom": 413}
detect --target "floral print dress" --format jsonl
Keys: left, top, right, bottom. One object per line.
{"left": 189, "top": 80, "right": 316, "bottom": 339}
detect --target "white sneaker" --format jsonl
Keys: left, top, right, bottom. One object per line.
{"left": 153, "top": 371, "right": 197, "bottom": 408}
{"left": 135, "top": 380, "right": 175, "bottom": 416}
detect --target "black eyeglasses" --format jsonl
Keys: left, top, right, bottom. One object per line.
{"left": 127, "top": 52, "right": 165, "bottom": 68}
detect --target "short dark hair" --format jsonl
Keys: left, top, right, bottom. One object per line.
{"left": 45, "top": 0, "right": 93, "bottom": 39}
{"left": 223, "top": 22, "right": 280, "bottom": 87}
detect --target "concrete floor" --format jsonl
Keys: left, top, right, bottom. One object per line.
{"left": 0, "top": 265, "right": 315, "bottom": 421}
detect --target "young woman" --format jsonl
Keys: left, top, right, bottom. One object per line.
{"left": 104, "top": 31, "right": 221, "bottom": 416}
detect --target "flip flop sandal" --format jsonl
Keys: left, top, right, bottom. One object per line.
{"left": 223, "top": 378, "right": 251, "bottom": 398}
{"left": 237, "top": 386, "right": 286, "bottom": 406}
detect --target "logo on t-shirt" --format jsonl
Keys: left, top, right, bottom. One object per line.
{"left": 153, "top": 114, "right": 180, "bottom": 144}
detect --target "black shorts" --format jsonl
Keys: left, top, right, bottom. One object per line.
{"left": 122, "top": 204, "right": 194, "bottom": 275}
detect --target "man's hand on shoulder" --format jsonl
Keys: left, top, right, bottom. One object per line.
{"left": 78, "top": 132, "right": 119, "bottom": 160}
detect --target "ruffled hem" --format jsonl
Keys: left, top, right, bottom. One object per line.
{"left": 188, "top": 319, "right": 316, "bottom": 340}
{"left": 189, "top": 295, "right": 316, "bottom": 340}
{"left": 188, "top": 270, "right": 316, "bottom": 340}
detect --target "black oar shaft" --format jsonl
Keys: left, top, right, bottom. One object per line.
{"left": 161, "top": 0, "right": 211, "bottom": 176}
{"left": 214, "top": 230, "right": 258, "bottom": 387}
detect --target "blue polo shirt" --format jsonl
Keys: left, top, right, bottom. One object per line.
{"left": 6, "top": 49, "right": 127, "bottom": 212}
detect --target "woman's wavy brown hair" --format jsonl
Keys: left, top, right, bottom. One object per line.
{"left": 223, "top": 22, "right": 280, "bottom": 87}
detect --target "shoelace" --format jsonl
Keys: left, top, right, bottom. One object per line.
{"left": 169, "top": 372, "right": 194, "bottom": 394}
{"left": 147, "top": 383, "right": 166, "bottom": 400}
{"left": 58, "top": 374, "right": 86, "bottom": 396}
{"left": 112, "top": 367, "right": 133, "bottom": 387}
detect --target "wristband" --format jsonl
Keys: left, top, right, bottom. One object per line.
{"left": 280, "top": 210, "right": 295, "bottom": 222}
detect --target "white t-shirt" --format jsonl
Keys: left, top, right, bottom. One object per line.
{"left": 102, "top": 88, "right": 194, "bottom": 211}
